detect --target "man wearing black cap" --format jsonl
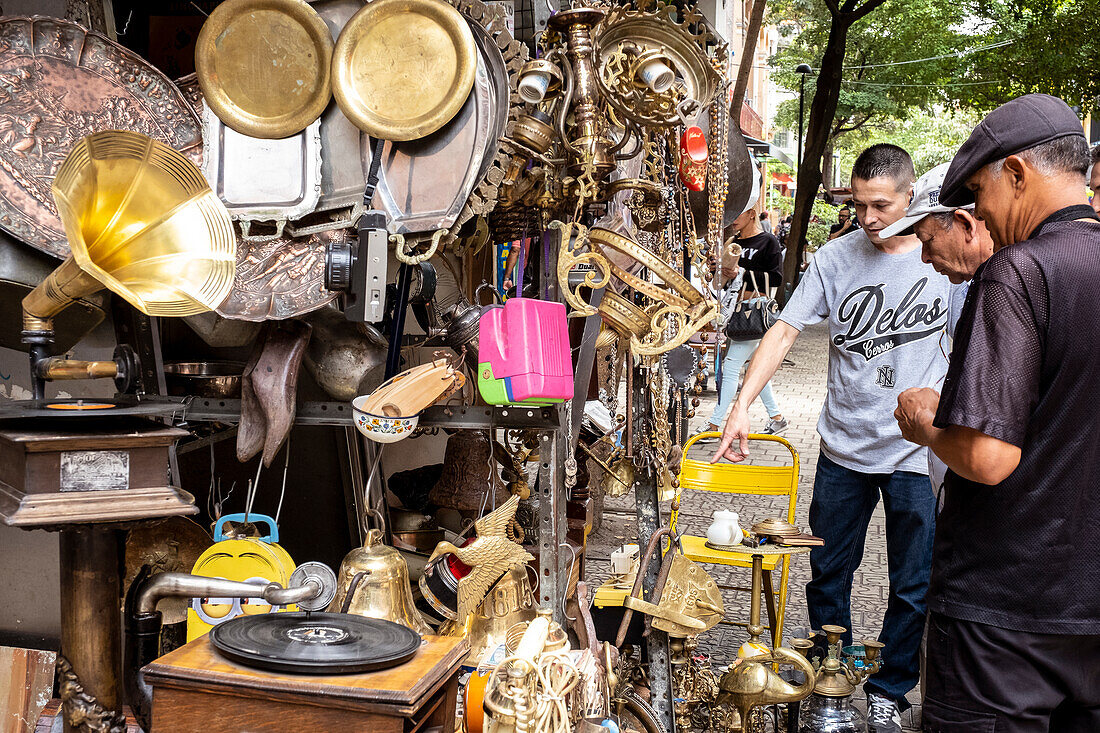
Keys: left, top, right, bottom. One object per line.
{"left": 894, "top": 94, "right": 1100, "bottom": 731}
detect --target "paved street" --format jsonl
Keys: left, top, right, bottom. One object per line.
{"left": 585, "top": 322, "right": 924, "bottom": 730}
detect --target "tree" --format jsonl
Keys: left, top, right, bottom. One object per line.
{"left": 773, "top": 0, "right": 893, "bottom": 299}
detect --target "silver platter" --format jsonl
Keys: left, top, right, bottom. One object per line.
{"left": 358, "top": 16, "right": 507, "bottom": 235}
{"left": 201, "top": 104, "right": 323, "bottom": 236}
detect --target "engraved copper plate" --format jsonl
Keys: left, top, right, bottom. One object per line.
{"left": 174, "top": 73, "right": 205, "bottom": 169}
{"left": 0, "top": 17, "right": 203, "bottom": 259}
{"left": 216, "top": 225, "right": 341, "bottom": 321}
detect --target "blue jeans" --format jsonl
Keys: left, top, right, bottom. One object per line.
{"left": 807, "top": 452, "right": 935, "bottom": 707}
{"left": 707, "top": 337, "right": 780, "bottom": 426}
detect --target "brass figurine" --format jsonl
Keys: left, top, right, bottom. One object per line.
{"left": 427, "top": 495, "right": 533, "bottom": 629}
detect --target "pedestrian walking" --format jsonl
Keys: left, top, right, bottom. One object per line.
{"left": 705, "top": 208, "right": 788, "bottom": 435}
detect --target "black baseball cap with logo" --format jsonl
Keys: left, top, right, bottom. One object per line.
{"left": 940, "top": 94, "right": 1086, "bottom": 207}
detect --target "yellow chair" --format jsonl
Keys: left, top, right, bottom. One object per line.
{"left": 671, "top": 431, "right": 800, "bottom": 648}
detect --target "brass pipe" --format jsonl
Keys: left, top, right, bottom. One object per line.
{"left": 22, "top": 256, "right": 104, "bottom": 333}
{"left": 60, "top": 526, "right": 124, "bottom": 733}
{"left": 36, "top": 359, "right": 119, "bottom": 381}
{"left": 747, "top": 554, "right": 764, "bottom": 643}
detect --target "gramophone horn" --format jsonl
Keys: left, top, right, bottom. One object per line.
{"left": 21, "top": 131, "right": 235, "bottom": 396}
{"left": 22, "top": 130, "right": 235, "bottom": 334}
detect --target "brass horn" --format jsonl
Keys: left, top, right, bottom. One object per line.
{"left": 21, "top": 130, "right": 235, "bottom": 397}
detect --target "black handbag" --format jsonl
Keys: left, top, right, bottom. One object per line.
{"left": 723, "top": 271, "right": 779, "bottom": 341}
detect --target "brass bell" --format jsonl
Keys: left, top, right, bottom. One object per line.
{"left": 328, "top": 529, "right": 431, "bottom": 634}
{"left": 440, "top": 564, "right": 537, "bottom": 666}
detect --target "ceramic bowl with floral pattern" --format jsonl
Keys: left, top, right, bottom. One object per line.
{"left": 351, "top": 396, "right": 420, "bottom": 443}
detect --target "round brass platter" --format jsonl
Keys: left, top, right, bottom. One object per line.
{"left": 332, "top": 0, "right": 477, "bottom": 141}
{"left": 195, "top": 0, "right": 333, "bottom": 139}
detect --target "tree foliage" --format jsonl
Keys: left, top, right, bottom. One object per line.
{"left": 831, "top": 108, "right": 984, "bottom": 181}
{"left": 953, "top": 0, "right": 1100, "bottom": 113}
{"left": 769, "top": 0, "right": 974, "bottom": 141}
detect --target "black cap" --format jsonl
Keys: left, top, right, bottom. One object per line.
{"left": 940, "top": 94, "right": 1086, "bottom": 207}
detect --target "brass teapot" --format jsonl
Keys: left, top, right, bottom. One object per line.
{"left": 328, "top": 529, "right": 431, "bottom": 634}
{"left": 717, "top": 646, "right": 816, "bottom": 730}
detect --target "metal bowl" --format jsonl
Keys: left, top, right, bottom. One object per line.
{"left": 164, "top": 361, "right": 245, "bottom": 398}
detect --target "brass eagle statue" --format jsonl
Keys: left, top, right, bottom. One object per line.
{"left": 428, "top": 494, "right": 533, "bottom": 626}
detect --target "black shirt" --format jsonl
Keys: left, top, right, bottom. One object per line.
{"left": 931, "top": 220, "right": 1100, "bottom": 633}
{"left": 735, "top": 232, "right": 784, "bottom": 287}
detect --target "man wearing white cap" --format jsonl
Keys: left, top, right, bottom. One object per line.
{"left": 880, "top": 162, "right": 995, "bottom": 286}
{"left": 883, "top": 163, "right": 994, "bottom": 504}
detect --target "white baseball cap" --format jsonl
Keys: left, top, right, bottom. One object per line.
{"left": 880, "top": 162, "right": 974, "bottom": 239}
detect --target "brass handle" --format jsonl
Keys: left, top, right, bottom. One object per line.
{"left": 765, "top": 646, "right": 818, "bottom": 703}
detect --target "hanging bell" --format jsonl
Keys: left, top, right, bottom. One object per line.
{"left": 328, "top": 529, "right": 431, "bottom": 634}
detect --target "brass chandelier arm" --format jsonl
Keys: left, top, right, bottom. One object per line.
{"left": 22, "top": 256, "right": 104, "bottom": 333}
{"left": 550, "top": 49, "right": 578, "bottom": 159}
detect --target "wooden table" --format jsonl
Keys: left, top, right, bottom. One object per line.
{"left": 143, "top": 634, "right": 467, "bottom": 732}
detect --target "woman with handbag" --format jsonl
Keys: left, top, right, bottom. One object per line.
{"left": 705, "top": 209, "right": 788, "bottom": 435}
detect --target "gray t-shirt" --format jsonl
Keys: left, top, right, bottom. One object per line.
{"left": 780, "top": 229, "right": 961, "bottom": 474}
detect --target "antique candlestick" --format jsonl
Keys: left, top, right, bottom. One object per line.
{"left": 548, "top": 8, "right": 615, "bottom": 178}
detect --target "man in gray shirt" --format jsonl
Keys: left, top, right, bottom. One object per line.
{"left": 712, "top": 144, "right": 960, "bottom": 732}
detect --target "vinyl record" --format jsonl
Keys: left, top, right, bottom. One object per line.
{"left": 210, "top": 612, "right": 421, "bottom": 674}
{"left": 0, "top": 397, "right": 187, "bottom": 420}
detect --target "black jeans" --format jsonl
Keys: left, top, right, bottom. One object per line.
{"left": 923, "top": 612, "right": 1100, "bottom": 732}
{"left": 806, "top": 452, "right": 935, "bottom": 706}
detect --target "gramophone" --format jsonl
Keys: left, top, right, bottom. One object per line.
{"left": 0, "top": 130, "right": 234, "bottom": 733}
{"left": 19, "top": 130, "right": 236, "bottom": 399}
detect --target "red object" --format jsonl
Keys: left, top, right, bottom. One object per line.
{"left": 445, "top": 536, "right": 477, "bottom": 578}
{"left": 679, "top": 126, "right": 708, "bottom": 191}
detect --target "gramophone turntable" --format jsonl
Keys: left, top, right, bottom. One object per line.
{"left": 209, "top": 612, "right": 423, "bottom": 675}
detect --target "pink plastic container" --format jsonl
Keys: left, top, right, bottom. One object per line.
{"left": 477, "top": 298, "right": 573, "bottom": 405}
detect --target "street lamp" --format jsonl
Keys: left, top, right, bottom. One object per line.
{"left": 795, "top": 63, "right": 813, "bottom": 168}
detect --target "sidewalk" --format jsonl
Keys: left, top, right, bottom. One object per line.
{"left": 585, "top": 322, "right": 923, "bottom": 730}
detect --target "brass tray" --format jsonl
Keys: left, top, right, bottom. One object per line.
{"left": 215, "top": 225, "right": 342, "bottom": 321}
{"left": 195, "top": 0, "right": 333, "bottom": 140}
{"left": 0, "top": 17, "right": 202, "bottom": 259}
{"left": 357, "top": 17, "right": 500, "bottom": 234}
{"left": 332, "top": 0, "right": 477, "bottom": 141}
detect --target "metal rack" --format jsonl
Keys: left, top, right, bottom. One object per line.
{"left": 177, "top": 398, "right": 574, "bottom": 623}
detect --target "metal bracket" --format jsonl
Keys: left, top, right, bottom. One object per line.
{"left": 632, "top": 366, "right": 675, "bottom": 731}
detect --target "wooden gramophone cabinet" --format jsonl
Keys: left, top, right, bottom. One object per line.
{"left": 0, "top": 416, "right": 195, "bottom": 733}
